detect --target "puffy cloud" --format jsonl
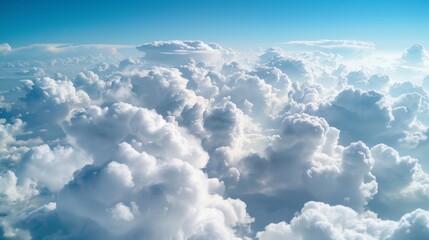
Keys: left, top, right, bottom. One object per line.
{"left": 389, "top": 209, "right": 429, "bottom": 239}
{"left": 0, "top": 171, "right": 38, "bottom": 203}
{"left": 400, "top": 44, "right": 429, "bottom": 67}
{"left": 260, "top": 49, "right": 312, "bottom": 82}
{"left": 345, "top": 70, "right": 390, "bottom": 90}
{"left": 316, "top": 87, "right": 428, "bottom": 148}
{"left": 250, "top": 65, "right": 291, "bottom": 95}
{"left": 0, "top": 118, "right": 27, "bottom": 162}
{"left": 393, "top": 45, "right": 429, "bottom": 82}
{"left": 256, "top": 201, "right": 429, "bottom": 240}
{"left": 235, "top": 114, "right": 377, "bottom": 230}
{"left": 0, "top": 171, "right": 39, "bottom": 239}
{"left": 7, "top": 77, "right": 91, "bottom": 130}
{"left": 127, "top": 67, "right": 205, "bottom": 118}
{"left": 316, "top": 88, "right": 392, "bottom": 145}
{"left": 238, "top": 114, "right": 376, "bottom": 205}
{"left": 31, "top": 132, "right": 251, "bottom": 239}
{"left": 202, "top": 101, "right": 262, "bottom": 185}
{"left": 16, "top": 144, "right": 92, "bottom": 192}
{"left": 64, "top": 102, "right": 208, "bottom": 168}
{"left": 179, "top": 60, "right": 220, "bottom": 98}
{"left": 3, "top": 39, "right": 429, "bottom": 239}
{"left": 389, "top": 81, "right": 428, "bottom": 98}
{"left": 219, "top": 72, "right": 277, "bottom": 118}
{"left": 369, "top": 144, "right": 429, "bottom": 219}
{"left": 0, "top": 77, "right": 91, "bottom": 146}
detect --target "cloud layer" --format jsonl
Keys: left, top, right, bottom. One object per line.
{"left": 1, "top": 40, "right": 429, "bottom": 239}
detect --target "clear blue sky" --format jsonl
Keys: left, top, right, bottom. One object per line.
{"left": 1, "top": 0, "right": 428, "bottom": 50}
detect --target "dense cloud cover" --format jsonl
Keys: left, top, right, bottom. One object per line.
{"left": 1, "top": 40, "right": 429, "bottom": 239}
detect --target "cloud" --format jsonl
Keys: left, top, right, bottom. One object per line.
{"left": 137, "top": 40, "right": 235, "bottom": 66}
{"left": 2, "top": 40, "right": 429, "bottom": 239}
{"left": 316, "top": 87, "right": 427, "bottom": 148}
{"left": 260, "top": 48, "right": 313, "bottom": 82}
{"left": 0, "top": 43, "right": 12, "bottom": 52}
{"left": 234, "top": 113, "right": 377, "bottom": 230}
{"left": 28, "top": 114, "right": 251, "bottom": 239}
{"left": 256, "top": 201, "right": 429, "bottom": 240}
{"left": 128, "top": 67, "right": 204, "bottom": 118}
{"left": 400, "top": 44, "right": 429, "bottom": 67}
{"left": 5, "top": 77, "right": 91, "bottom": 138}
{"left": 345, "top": 70, "right": 390, "bottom": 90}
{"left": 16, "top": 144, "right": 92, "bottom": 192}
{"left": 369, "top": 144, "right": 429, "bottom": 219}
{"left": 64, "top": 102, "right": 209, "bottom": 168}
{"left": 0, "top": 43, "right": 136, "bottom": 61}
{"left": 284, "top": 39, "right": 375, "bottom": 50}
{"left": 281, "top": 40, "right": 375, "bottom": 59}
{"left": 423, "top": 75, "right": 429, "bottom": 90}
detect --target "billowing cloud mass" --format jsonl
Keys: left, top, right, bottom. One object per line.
{"left": 1, "top": 40, "right": 429, "bottom": 239}
{"left": 256, "top": 201, "right": 429, "bottom": 240}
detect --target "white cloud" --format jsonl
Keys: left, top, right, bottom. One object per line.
{"left": 108, "top": 202, "right": 135, "bottom": 222}
{"left": 256, "top": 201, "right": 429, "bottom": 240}
{"left": 284, "top": 39, "right": 375, "bottom": 50}
{"left": 316, "top": 87, "right": 427, "bottom": 148}
{"left": 48, "top": 140, "right": 251, "bottom": 239}
{"left": 345, "top": 70, "right": 390, "bottom": 91}
{"left": 0, "top": 171, "right": 38, "bottom": 203}
{"left": 400, "top": 44, "right": 429, "bottom": 67}
{"left": 16, "top": 144, "right": 92, "bottom": 192}
{"left": 369, "top": 144, "right": 429, "bottom": 219}
{"left": 2, "top": 40, "right": 429, "bottom": 239}
{"left": 0, "top": 43, "right": 136, "bottom": 61}
{"left": 137, "top": 40, "right": 235, "bottom": 66}
{"left": 260, "top": 48, "right": 313, "bottom": 82}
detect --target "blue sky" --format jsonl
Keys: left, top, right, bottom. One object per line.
{"left": 1, "top": 0, "right": 428, "bottom": 50}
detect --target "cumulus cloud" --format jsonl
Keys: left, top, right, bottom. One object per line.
{"left": 345, "top": 70, "right": 390, "bottom": 90}
{"left": 2, "top": 40, "right": 429, "bottom": 239}
{"left": 16, "top": 144, "right": 92, "bottom": 192}
{"left": 315, "top": 87, "right": 427, "bottom": 148}
{"left": 369, "top": 144, "right": 429, "bottom": 219}
{"left": 32, "top": 111, "right": 251, "bottom": 239}
{"left": 260, "top": 48, "right": 312, "bottom": 82}
{"left": 256, "top": 201, "right": 429, "bottom": 240}
{"left": 400, "top": 44, "right": 429, "bottom": 67}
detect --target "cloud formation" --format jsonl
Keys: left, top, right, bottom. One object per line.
{"left": 1, "top": 40, "right": 429, "bottom": 239}
{"left": 256, "top": 201, "right": 429, "bottom": 240}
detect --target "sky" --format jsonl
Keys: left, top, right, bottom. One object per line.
{"left": 2, "top": 1, "right": 429, "bottom": 240}
{"left": 1, "top": 0, "right": 429, "bottom": 50}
